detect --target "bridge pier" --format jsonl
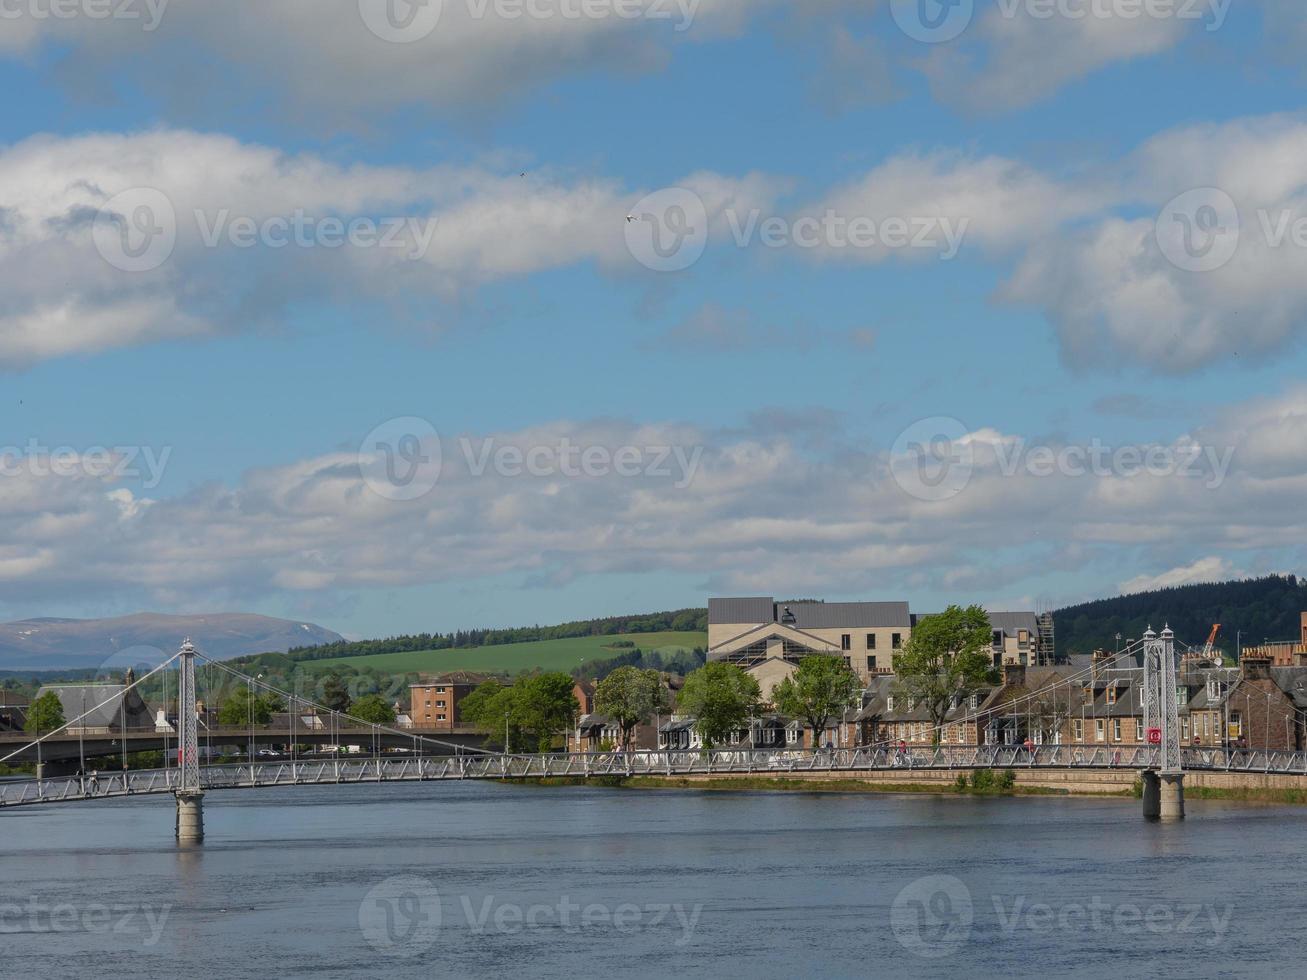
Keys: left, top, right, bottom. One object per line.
{"left": 1158, "top": 771, "right": 1185, "bottom": 820}
{"left": 1142, "top": 771, "right": 1185, "bottom": 821}
{"left": 175, "top": 792, "right": 205, "bottom": 843}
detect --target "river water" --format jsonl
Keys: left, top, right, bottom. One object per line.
{"left": 4, "top": 782, "right": 1304, "bottom": 978}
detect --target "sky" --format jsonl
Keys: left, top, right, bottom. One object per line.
{"left": 1, "top": 0, "right": 1306, "bottom": 639}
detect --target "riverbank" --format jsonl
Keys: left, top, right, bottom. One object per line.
{"left": 508, "top": 768, "right": 1307, "bottom": 805}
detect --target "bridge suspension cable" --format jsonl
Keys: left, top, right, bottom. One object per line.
{"left": 193, "top": 652, "right": 504, "bottom": 757}
{"left": 0, "top": 650, "right": 182, "bottom": 771}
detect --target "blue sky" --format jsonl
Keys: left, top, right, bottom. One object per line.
{"left": 2, "top": 0, "right": 1306, "bottom": 638}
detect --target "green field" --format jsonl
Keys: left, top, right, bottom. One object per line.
{"left": 307, "top": 631, "right": 707, "bottom": 676}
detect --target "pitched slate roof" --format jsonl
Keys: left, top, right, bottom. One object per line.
{"left": 709, "top": 597, "right": 911, "bottom": 628}
{"left": 34, "top": 682, "right": 152, "bottom": 730}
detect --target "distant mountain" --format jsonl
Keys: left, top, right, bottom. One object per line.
{"left": 0, "top": 613, "right": 344, "bottom": 671}
{"left": 1055, "top": 574, "right": 1307, "bottom": 658}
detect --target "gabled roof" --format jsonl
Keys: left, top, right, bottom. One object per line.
{"left": 709, "top": 621, "right": 841, "bottom": 655}
{"left": 709, "top": 597, "right": 911, "bottom": 629}
{"left": 34, "top": 682, "right": 152, "bottom": 729}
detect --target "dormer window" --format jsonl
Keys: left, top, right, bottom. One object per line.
{"left": 887, "top": 695, "right": 896, "bottom": 711}
{"left": 1106, "top": 684, "right": 1117, "bottom": 705}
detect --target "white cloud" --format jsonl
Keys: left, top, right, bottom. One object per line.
{"left": 0, "top": 0, "right": 775, "bottom": 123}
{"left": 1004, "top": 114, "right": 1307, "bottom": 373}
{"left": 920, "top": 1, "right": 1199, "bottom": 113}
{"left": 1, "top": 385, "right": 1305, "bottom": 610}
{"left": 0, "top": 129, "right": 769, "bottom": 367}
{"left": 1120, "top": 556, "right": 1241, "bottom": 595}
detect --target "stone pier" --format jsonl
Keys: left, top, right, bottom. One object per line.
{"left": 1158, "top": 771, "right": 1185, "bottom": 821}
{"left": 175, "top": 792, "right": 205, "bottom": 843}
{"left": 1142, "top": 771, "right": 1185, "bottom": 821}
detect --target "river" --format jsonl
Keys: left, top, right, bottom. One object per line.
{"left": 4, "top": 782, "right": 1304, "bottom": 978}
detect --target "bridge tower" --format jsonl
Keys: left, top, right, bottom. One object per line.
{"left": 175, "top": 638, "right": 205, "bottom": 843}
{"left": 1141, "top": 625, "right": 1184, "bottom": 820}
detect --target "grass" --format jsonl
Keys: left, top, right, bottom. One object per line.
{"left": 307, "top": 631, "right": 707, "bottom": 676}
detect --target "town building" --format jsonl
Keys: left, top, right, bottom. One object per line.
{"left": 33, "top": 672, "right": 153, "bottom": 735}
{"left": 708, "top": 597, "right": 911, "bottom": 683}
{"left": 408, "top": 672, "right": 489, "bottom": 731}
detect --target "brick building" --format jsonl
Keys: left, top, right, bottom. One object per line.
{"left": 408, "top": 672, "right": 489, "bottom": 731}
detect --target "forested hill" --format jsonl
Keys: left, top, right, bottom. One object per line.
{"left": 1055, "top": 575, "right": 1306, "bottom": 657}
{"left": 246, "top": 608, "right": 709, "bottom": 667}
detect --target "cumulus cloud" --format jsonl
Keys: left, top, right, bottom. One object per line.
{"left": 1003, "top": 114, "right": 1307, "bottom": 373}
{"left": 0, "top": 0, "right": 776, "bottom": 124}
{"left": 1120, "top": 556, "right": 1242, "bottom": 595}
{"left": 0, "top": 129, "right": 770, "bottom": 367}
{"left": 2, "top": 385, "right": 1305, "bottom": 611}
{"left": 920, "top": 0, "right": 1199, "bottom": 113}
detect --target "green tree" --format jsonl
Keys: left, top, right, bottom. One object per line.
{"left": 25, "top": 691, "right": 64, "bottom": 733}
{"left": 773, "top": 655, "right": 861, "bottom": 751}
{"left": 513, "top": 673, "right": 579, "bottom": 752}
{"left": 678, "top": 662, "right": 760, "bottom": 751}
{"left": 350, "top": 694, "right": 397, "bottom": 725}
{"left": 893, "top": 604, "right": 994, "bottom": 747}
{"left": 594, "top": 666, "right": 671, "bottom": 750}
{"left": 320, "top": 674, "right": 352, "bottom": 714}
{"left": 459, "top": 680, "right": 522, "bottom": 750}
{"left": 218, "top": 688, "right": 281, "bottom": 726}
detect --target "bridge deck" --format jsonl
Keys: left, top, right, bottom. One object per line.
{"left": 4, "top": 745, "right": 1306, "bottom": 809}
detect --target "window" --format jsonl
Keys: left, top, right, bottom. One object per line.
{"left": 1181, "top": 717, "right": 1189, "bottom": 739}
{"left": 892, "top": 633, "right": 902, "bottom": 650}
{"left": 844, "top": 656, "right": 852, "bottom": 670}
{"left": 1106, "top": 685, "right": 1117, "bottom": 705}
{"left": 436, "top": 714, "right": 447, "bottom": 721}
{"left": 968, "top": 693, "right": 979, "bottom": 710}
{"left": 866, "top": 633, "right": 876, "bottom": 649}
{"left": 1095, "top": 719, "right": 1106, "bottom": 742}
{"left": 841, "top": 634, "right": 851, "bottom": 651}
{"left": 1073, "top": 719, "right": 1083, "bottom": 741}
{"left": 887, "top": 696, "right": 895, "bottom": 711}
{"left": 866, "top": 655, "right": 877, "bottom": 671}
{"left": 436, "top": 700, "right": 446, "bottom": 708}
{"left": 992, "top": 630, "right": 1004, "bottom": 648}
{"left": 1113, "top": 719, "right": 1122, "bottom": 742}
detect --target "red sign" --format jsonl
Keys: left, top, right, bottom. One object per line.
{"left": 1147, "top": 728, "right": 1162, "bottom": 745}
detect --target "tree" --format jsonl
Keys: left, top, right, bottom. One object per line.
{"left": 773, "top": 656, "right": 861, "bottom": 751}
{"left": 513, "top": 673, "right": 579, "bottom": 752}
{"left": 594, "top": 666, "right": 672, "bottom": 750}
{"left": 893, "top": 605, "right": 995, "bottom": 747}
{"left": 320, "top": 674, "right": 352, "bottom": 714}
{"left": 218, "top": 688, "right": 280, "bottom": 726}
{"left": 678, "top": 663, "right": 760, "bottom": 752}
{"left": 350, "top": 694, "right": 397, "bottom": 725}
{"left": 459, "top": 680, "right": 521, "bottom": 750}
{"left": 25, "top": 691, "right": 64, "bottom": 733}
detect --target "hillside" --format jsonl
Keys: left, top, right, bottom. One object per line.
{"left": 0, "top": 613, "right": 344, "bottom": 670}
{"left": 1054, "top": 574, "right": 1307, "bottom": 658}
{"left": 298, "top": 631, "right": 707, "bottom": 677}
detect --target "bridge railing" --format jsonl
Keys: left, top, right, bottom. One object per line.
{"left": 9, "top": 744, "right": 1307, "bottom": 808}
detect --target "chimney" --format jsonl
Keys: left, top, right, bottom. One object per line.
{"left": 1002, "top": 662, "right": 1026, "bottom": 687}
{"left": 1091, "top": 649, "right": 1112, "bottom": 679}
{"left": 1300, "top": 611, "right": 1306, "bottom": 647}
{"left": 1241, "top": 655, "right": 1272, "bottom": 682}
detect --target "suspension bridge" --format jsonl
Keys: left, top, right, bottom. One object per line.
{"left": 0, "top": 629, "right": 1292, "bottom": 837}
